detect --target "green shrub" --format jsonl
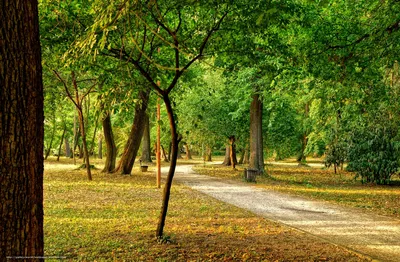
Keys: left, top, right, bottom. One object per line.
{"left": 347, "top": 127, "right": 399, "bottom": 185}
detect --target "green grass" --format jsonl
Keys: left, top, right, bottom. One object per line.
{"left": 43, "top": 157, "right": 369, "bottom": 261}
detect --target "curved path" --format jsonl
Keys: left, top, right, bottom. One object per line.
{"left": 167, "top": 165, "right": 400, "bottom": 262}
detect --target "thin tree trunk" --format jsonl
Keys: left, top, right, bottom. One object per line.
{"left": 71, "top": 72, "right": 92, "bottom": 180}
{"left": 102, "top": 112, "right": 117, "bottom": 173}
{"left": 57, "top": 125, "right": 66, "bottom": 161}
{"left": 229, "top": 136, "right": 238, "bottom": 169}
{"left": 140, "top": 113, "right": 152, "bottom": 163}
{"left": 77, "top": 106, "right": 92, "bottom": 180}
{"left": 239, "top": 148, "right": 245, "bottom": 164}
{"left": 89, "top": 113, "right": 100, "bottom": 156}
{"left": 249, "top": 93, "right": 264, "bottom": 173}
{"left": 113, "top": 88, "right": 150, "bottom": 174}
{"left": 161, "top": 145, "right": 169, "bottom": 162}
{"left": 184, "top": 143, "right": 192, "bottom": 160}
{"left": 0, "top": 0, "right": 44, "bottom": 258}
{"left": 65, "top": 138, "right": 72, "bottom": 158}
{"left": 297, "top": 102, "right": 309, "bottom": 163}
{"left": 45, "top": 120, "right": 56, "bottom": 160}
{"left": 205, "top": 146, "right": 212, "bottom": 162}
{"left": 243, "top": 144, "right": 250, "bottom": 164}
{"left": 98, "top": 136, "right": 103, "bottom": 159}
{"left": 156, "top": 95, "right": 180, "bottom": 238}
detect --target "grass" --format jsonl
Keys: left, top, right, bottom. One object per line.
{"left": 43, "top": 157, "right": 369, "bottom": 261}
{"left": 193, "top": 157, "right": 400, "bottom": 218}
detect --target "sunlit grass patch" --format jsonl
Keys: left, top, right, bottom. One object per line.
{"left": 44, "top": 157, "right": 369, "bottom": 261}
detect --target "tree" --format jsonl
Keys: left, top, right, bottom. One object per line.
{"left": 78, "top": 0, "right": 229, "bottom": 237}
{"left": 53, "top": 71, "right": 97, "bottom": 181}
{"left": 0, "top": 0, "right": 44, "bottom": 259}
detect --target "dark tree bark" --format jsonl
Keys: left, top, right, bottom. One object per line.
{"left": 140, "top": 113, "right": 152, "bottom": 163}
{"left": 114, "top": 88, "right": 150, "bottom": 174}
{"left": 156, "top": 95, "right": 181, "bottom": 238}
{"left": 0, "top": 0, "right": 44, "bottom": 259}
{"left": 102, "top": 112, "right": 117, "bottom": 173}
{"left": 249, "top": 93, "right": 264, "bottom": 173}
{"left": 57, "top": 125, "right": 66, "bottom": 161}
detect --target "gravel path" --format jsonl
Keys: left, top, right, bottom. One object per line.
{"left": 168, "top": 165, "right": 400, "bottom": 262}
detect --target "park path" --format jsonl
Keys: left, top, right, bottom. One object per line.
{"left": 166, "top": 165, "right": 400, "bottom": 262}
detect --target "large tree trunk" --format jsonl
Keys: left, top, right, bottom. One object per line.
{"left": 156, "top": 95, "right": 180, "bottom": 238}
{"left": 0, "top": 0, "right": 44, "bottom": 258}
{"left": 114, "top": 88, "right": 150, "bottom": 174}
{"left": 102, "top": 112, "right": 117, "bottom": 173}
{"left": 249, "top": 93, "right": 264, "bottom": 173}
{"left": 57, "top": 125, "right": 66, "bottom": 161}
{"left": 140, "top": 113, "right": 152, "bottom": 163}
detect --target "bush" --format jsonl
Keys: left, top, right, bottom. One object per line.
{"left": 324, "top": 141, "right": 347, "bottom": 173}
{"left": 347, "top": 127, "right": 399, "bottom": 185}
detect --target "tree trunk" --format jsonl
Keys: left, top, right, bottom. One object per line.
{"left": 71, "top": 72, "right": 92, "bottom": 181}
{"left": 297, "top": 102, "right": 309, "bottom": 163}
{"left": 89, "top": 114, "right": 100, "bottom": 156}
{"left": 77, "top": 107, "right": 92, "bottom": 180}
{"left": 222, "top": 144, "right": 231, "bottom": 165}
{"left": 243, "top": 144, "right": 250, "bottom": 164}
{"left": 229, "top": 136, "right": 238, "bottom": 169}
{"left": 45, "top": 121, "right": 56, "bottom": 160}
{"left": 102, "top": 112, "right": 117, "bottom": 173}
{"left": 98, "top": 136, "right": 103, "bottom": 159}
{"left": 239, "top": 148, "right": 245, "bottom": 164}
{"left": 249, "top": 93, "right": 264, "bottom": 173}
{"left": 140, "top": 113, "right": 152, "bottom": 163}
{"left": 205, "top": 146, "right": 212, "bottom": 162}
{"left": 65, "top": 138, "right": 72, "bottom": 158}
{"left": 184, "top": 143, "right": 192, "bottom": 160}
{"left": 0, "top": 0, "right": 44, "bottom": 258}
{"left": 156, "top": 95, "right": 180, "bottom": 238}
{"left": 57, "top": 125, "right": 66, "bottom": 161}
{"left": 161, "top": 145, "right": 169, "bottom": 162}
{"left": 114, "top": 88, "right": 150, "bottom": 174}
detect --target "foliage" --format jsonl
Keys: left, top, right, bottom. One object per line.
{"left": 324, "top": 139, "right": 348, "bottom": 172}
{"left": 347, "top": 126, "right": 400, "bottom": 185}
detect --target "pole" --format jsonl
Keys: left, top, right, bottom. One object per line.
{"left": 156, "top": 96, "right": 161, "bottom": 188}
